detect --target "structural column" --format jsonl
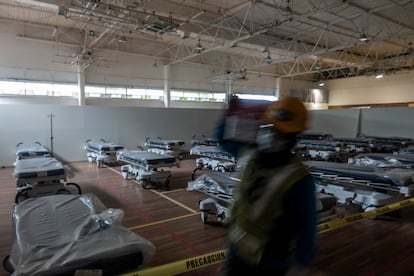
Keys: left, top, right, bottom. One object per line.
{"left": 163, "top": 64, "right": 171, "bottom": 108}
{"left": 226, "top": 79, "right": 232, "bottom": 107}
{"left": 77, "top": 65, "right": 86, "bottom": 106}
{"left": 274, "top": 77, "right": 281, "bottom": 99}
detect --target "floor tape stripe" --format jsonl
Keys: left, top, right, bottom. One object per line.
{"left": 128, "top": 212, "right": 200, "bottom": 230}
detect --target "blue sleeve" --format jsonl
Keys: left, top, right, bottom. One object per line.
{"left": 286, "top": 174, "right": 317, "bottom": 268}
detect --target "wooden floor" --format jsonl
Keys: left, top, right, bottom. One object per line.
{"left": 1, "top": 158, "right": 414, "bottom": 276}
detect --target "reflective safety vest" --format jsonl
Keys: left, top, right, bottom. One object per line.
{"left": 227, "top": 154, "right": 309, "bottom": 265}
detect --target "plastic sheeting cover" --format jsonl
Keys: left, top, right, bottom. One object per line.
{"left": 9, "top": 194, "right": 156, "bottom": 276}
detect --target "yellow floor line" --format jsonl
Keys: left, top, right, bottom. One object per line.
{"left": 149, "top": 189, "right": 198, "bottom": 213}
{"left": 105, "top": 166, "right": 198, "bottom": 213}
{"left": 128, "top": 212, "right": 201, "bottom": 230}
{"left": 162, "top": 188, "right": 187, "bottom": 194}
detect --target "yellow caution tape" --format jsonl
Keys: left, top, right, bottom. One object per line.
{"left": 120, "top": 250, "right": 226, "bottom": 276}
{"left": 121, "top": 197, "right": 414, "bottom": 276}
{"left": 317, "top": 197, "right": 414, "bottom": 233}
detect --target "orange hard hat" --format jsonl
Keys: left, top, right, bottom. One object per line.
{"left": 261, "top": 96, "right": 308, "bottom": 133}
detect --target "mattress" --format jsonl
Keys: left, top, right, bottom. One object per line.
{"left": 190, "top": 145, "right": 235, "bottom": 160}
{"left": 305, "top": 160, "right": 414, "bottom": 187}
{"left": 86, "top": 141, "right": 124, "bottom": 151}
{"left": 8, "top": 194, "right": 156, "bottom": 276}
{"left": 117, "top": 150, "right": 177, "bottom": 165}
{"left": 191, "top": 136, "right": 219, "bottom": 146}
{"left": 351, "top": 153, "right": 414, "bottom": 168}
{"left": 13, "top": 157, "right": 66, "bottom": 179}
{"left": 145, "top": 139, "right": 185, "bottom": 149}
{"left": 16, "top": 144, "right": 49, "bottom": 158}
{"left": 188, "top": 171, "right": 241, "bottom": 198}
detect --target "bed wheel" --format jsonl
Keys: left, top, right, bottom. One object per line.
{"left": 3, "top": 255, "right": 14, "bottom": 273}
{"left": 141, "top": 180, "right": 149, "bottom": 189}
{"left": 164, "top": 178, "right": 170, "bottom": 191}
{"left": 191, "top": 167, "right": 201, "bottom": 181}
{"left": 15, "top": 187, "right": 32, "bottom": 204}
{"left": 217, "top": 165, "right": 226, "bottom": 172}
{"left": 87, "top": 157, "right": 93, "bottom": 163}
{"left": 201, "top": 211, "right": 208, "bottom": 223}
{"left": 65, "top": 183, "right": 82, "bottom": 194}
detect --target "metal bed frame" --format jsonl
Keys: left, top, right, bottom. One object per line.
{"left": 13, "top": 157, "right": 81, "bottom": 203}
{"left": 84, "top": 139, "right": 124, "bottom": 167}
{"left": 117, "top": 150, "right": 179, "bottom": 189}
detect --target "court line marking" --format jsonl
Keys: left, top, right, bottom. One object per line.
{"left": 128, "top": 212, "right": 201, "bottom": 230}
{"left": 106, "top": 166, "right": 198, "bottom": 213}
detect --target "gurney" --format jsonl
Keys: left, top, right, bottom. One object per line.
{"left": 295, "top": 139, "right": 345, "bottom": 162}
{"left": 117, "top": 150, "right": 178, "bottom": 189}
{"left": 13, "top": 157, "right": 81, "bottom": 203}
{"left": 331, "top": 137, "right": 379, "bottom": 153}
{"left": 2, "top": 193, "right": 155, "bottom": 276}
{"left": 191, "top": 135, "right": 220, "bottom": 146}
{"left": 190, "top": 145, "right": 237, "bottom": 177}
{"left": 188, "top": 171, "right": 338, "bottom": 225}
{"left": 144, "top": 137, "right": 186, "bottom": 160}
{"left": 349, "top": 153, "right": 414, "bottom": 169}
{"left": 15, "top": 142, "right": 50, "bottom": 162}
{"left": 399, "top": 146, "right": 414, "bottom": 155}
{"left": 304, "top": 160, "right": 414, "bottom": 210}
{"left": 360, "top": 135, "right": 413, "bottom": 153}
{"left": 84, "top": 139, "right": 124, "bottom": 167}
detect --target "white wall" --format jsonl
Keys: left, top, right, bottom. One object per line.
{"left": 327, "top": 71, "right": 414, "bottom": 106}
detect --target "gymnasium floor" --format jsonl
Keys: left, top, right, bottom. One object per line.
{"left": 1, "top": 157, "right": 414, "bottom": 275}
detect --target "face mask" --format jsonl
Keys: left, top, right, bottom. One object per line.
{"left": 256, "top": 126, "right": 294, "bottom": 153}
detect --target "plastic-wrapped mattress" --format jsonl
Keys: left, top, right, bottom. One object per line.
{"left": 7, "top": 193, "right": 155, "bottom": 276}
{"left": 190, "top": 145, "right": 235, "bottom": 161}
{"left": 117, "top": 150, "right": 176, "bottom": 166}
{"left": 304, "top": 160, "right": 414, "bottom": 187}
{"left": 144, "top": 139, "right": 185, "bottom": 149}
{"left": 350, "top": 153, "right": 414, "bottom": 169}
{"left": 13, "top": 157, "right": 66, "bottom": 179}
{"left": 86, "top": 140, "right": 124, "bottom": 151}
{"left": 16, "top": 144, "right": 50, "bottom": 159}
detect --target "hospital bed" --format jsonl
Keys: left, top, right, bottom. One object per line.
{"left": 188, "top": 171, "right": 338, "bottom": 225}
{"left": 84, "top": 139, "right": 124, "bottom": 167}
{"left": 117, "top": 150, "right": 178, "bottom": 189}
{"left": 143, "top": 137, "right": 186, "bottom": 160}
{"left": 15, "top": 142, "right": 50, "bottom": 162}
{"left": 2, "top": 193, "right": 156, "bottom": 276}
{"left": 399, "top": 146, "right": 414, "bottom": 155}
{"left": 13, "top": 157, "right": 81, "bottom": 203}
{"left": 359, "top": 135, "right": 413, "bottom": 153}
{"left": 294, "top": 139, "right": 345, "bottom": 162}
{"left": 349, "top": 152, "right": 414, "bottom": 169}
{"left": 304, "top": 160, "right": 414, "bottom": 210}
{"left": 190, "top": 145, "right": 237, "bottom": 178}
{"left": 191, "top": 135, "right": 220, "bottom": 146}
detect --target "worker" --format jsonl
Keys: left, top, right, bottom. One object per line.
{"left": 219, "top": 96, "right": 317, "bottom": 276}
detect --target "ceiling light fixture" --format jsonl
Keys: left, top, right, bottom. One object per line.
{"left": 118, "top": 35, "right": 127, "bottom": 43}
{"left": 265, "top": 51, "right": 272, "bottom": 64}
{"left": 318, "top": 81, "right": 325, "bottom": 87}
{"left": 194, "top": 38, "right": 204, "bottom": 53}
{"left": 281, "top": 0, "right": 292, "bottom": 16}
{"left": 375, "top": 72, "right": 384, "bottom": 79}
{"left": 359, "top": 32, "right": 368, "bottom": 42}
